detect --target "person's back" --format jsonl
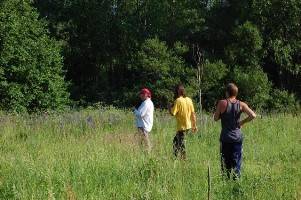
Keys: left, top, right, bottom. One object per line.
{"left": 220, "top": 99, "right": 242, "bottom": 143}
{"left": 169, "top": 84, "right": 197, "bottom": 159}
{"left": 214, "top": 83, "right": 256, "bottom": 179}
{"left": 172, "top": 96, "right": 194, "bottom": 131}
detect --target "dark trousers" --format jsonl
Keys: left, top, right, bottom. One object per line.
{"left": 173, "top": 130, "right": 188, "bottom": 159}
{"left": 220, "top": 142, "right": 242, "bottom": 179}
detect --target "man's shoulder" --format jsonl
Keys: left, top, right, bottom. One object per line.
{"left": 174, "top": 96, "right": 185, "bottom": 104}
{"left": 185, "top": 96, "right": 193, "bottom": 101}
{"left": 218, "top": 99, "right": 228, "bottom": 110}
{"left": 239, "top": 100, "right": 248, "bottom": 109}
{"left": 238, "top": 100, "right": 245, "bottom": 104}
{"left": 174, "top": 97, "right": 182, "bottom": 103}
{"left": 218, "top": 99, "right": 227, "bottom": 105}
{"left": 146, "top": 98, "right": 154, "bottom": 106}
{"left": 184, "top": 97, "right": 194, "bottom": 105}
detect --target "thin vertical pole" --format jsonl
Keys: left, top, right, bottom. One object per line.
{"left": 208, "top": 163, "right": 211, "bottom": 200}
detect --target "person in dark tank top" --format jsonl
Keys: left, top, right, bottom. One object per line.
{"left": 214, "top": 83, "right": 256, "bottom": 179}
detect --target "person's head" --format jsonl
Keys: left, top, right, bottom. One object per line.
{"left": 140, "top": 88, "right": 151, "bottom": 100}
{"left": 174, "top": 84, "right": 186, "bottom": 99}
{"left": 226, "top": 83, "right": 238, "bottom": 98}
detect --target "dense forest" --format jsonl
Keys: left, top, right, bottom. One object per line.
{"left": 0, "top": 0, "right": 300, "bottom": 112}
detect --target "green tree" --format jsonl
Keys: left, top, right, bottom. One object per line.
{"left": 127, "top": 38, "right": 197, "bottom": 107}
{"left": 201, "top": 60, "right": 228, "bottom": 109}
{"left": 226, "top": 21, "right": 263, "bottom": 67}
{"left": 267, "top": 89, "right": 300, "bottom": 113}
{"left": 233, "top": 68, "right": 271, "bottom": 109}
{"left": 224, "top": 20, "right": 272, "bottom": 109}
{"left": 251, "top": 0, "right": 301, "bottom": 96}
{"left": 0, "top": 0, "right": 69, "bottom": 112}
{"left": 34, "top": 0, "right": 147, "bottom": 105}
{"left": 32, "top": 0, "right": 301, "bottom": 110}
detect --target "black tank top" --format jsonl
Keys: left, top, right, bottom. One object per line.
{"left": 220, "top": 99, "right": 243, "bottom": 143}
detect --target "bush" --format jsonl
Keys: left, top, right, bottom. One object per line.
{"left": 226, "top": 21, "right": 263, "bottom": 67}
{"left": 267, "top": 89, "right": 300, "bottom": 113}
{"left": 0, "top": 0, "right": 69, "bottom": 112}
{"left": 201, "top": 60, "right": 229, "bottom": 110}
{"left": 233, "top": 67, "right": 271, "bottom": 109}
{"left": 127, "top": 38, "right": 197, "bottom": 107}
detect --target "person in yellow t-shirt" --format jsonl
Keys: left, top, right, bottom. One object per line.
{"left": 168, "top": 84, "right": 197, "bottom": 159}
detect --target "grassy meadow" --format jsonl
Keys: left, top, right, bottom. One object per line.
{"left": 0, "top": 107, "right": 300, "bottom": 199}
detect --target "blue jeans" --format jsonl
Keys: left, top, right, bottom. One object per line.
{"left": 220, "top": 142, "right": 242, "bottom": 179}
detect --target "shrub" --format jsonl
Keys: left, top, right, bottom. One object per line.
{"left": 233, "top": 67, "right": 271, "bottom": 109}
{"left": 127, "top": 38, "right": 197, "bottom": 107}
{"left": 267, "top": 89, "right": 300, "bottom": 113}
{"left": 0, "top": 0, "right": 69, "bottom": 112}
{"left": 201, "top": 60, "right": 229, "bottom": 110}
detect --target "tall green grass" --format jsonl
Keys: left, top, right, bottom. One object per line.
{"left": 0, "top": 108, "right": 300, "bottom": 199}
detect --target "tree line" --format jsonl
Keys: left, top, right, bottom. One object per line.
{"left": 0, "top": 0, "right": 300, "bottom": 112}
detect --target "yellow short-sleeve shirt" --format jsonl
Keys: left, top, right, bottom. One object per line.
{"left": 170, "top": 96, "right": 195, "bottom": 131}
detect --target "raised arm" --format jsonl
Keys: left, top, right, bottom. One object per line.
{"left": 239, "top": 102, "right": 256, "bottom": 127}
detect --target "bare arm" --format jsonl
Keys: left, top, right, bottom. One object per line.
{"left": 214, "top": 101, "right": 222, "bottom": 121}
{"left": 169, "top": 100, "right": 178, "bottom": 116}
{"left": 239, "top": 102, "right": 256, "bottom": 127}
{"left": 168, "top": 104, "right": 173, "bottom": 115}
{"left": 191, "top": 112, "right": 197, "bottom": 132}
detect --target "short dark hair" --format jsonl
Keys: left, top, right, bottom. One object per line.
{"left": 174, "top": 84, "right": 186, "bottom": 99}
{"left": 226, "top": 83, "right": 238, "bottom": 97}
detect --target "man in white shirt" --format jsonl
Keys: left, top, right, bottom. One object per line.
{"left": 134, "top": 88, "right": 154, "bottom": 153}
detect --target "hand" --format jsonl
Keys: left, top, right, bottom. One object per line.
{"left": 192, "top": 126, "right": 198, "bottom": 133}
{"left": 168, "top": 103, "right": 174, "bottom": 115}
{"left": 239, "top": 121, "right": 243, "bottom": 128}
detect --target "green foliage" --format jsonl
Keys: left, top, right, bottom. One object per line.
{"left": 226, "top": 21, "right": 263, "bottom": 67}
{"left": 0, "top": 0, "right": 69, "bottom": 112}
{"left": 24, "top": 0, "right": 301, "bottom": 111}
{"left": 129, "top": 38, "right": 197, "bottom": 107}
{"left": 250, "top": 0, "right": 301, "bottom": 91}
{"left": 201, "top": 60, "right": 229, "bottom": 109}
{"left": 233, "top": 68, "right": 271, "bottom": 109}
{"left": 268, "top": 39, "right": 301, "bottom": 75}
{"left": 202, "top": 60, "right": 228, "bottom": 91}
{"left": 267, "top": 89, "right": 300, "bottom": 113}
{"left": 173, "top": 41, "right": 190, "bottom": 56}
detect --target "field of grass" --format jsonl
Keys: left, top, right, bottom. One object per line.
{"left": 0, "top": 107, "right": 300, "bottom": 199}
